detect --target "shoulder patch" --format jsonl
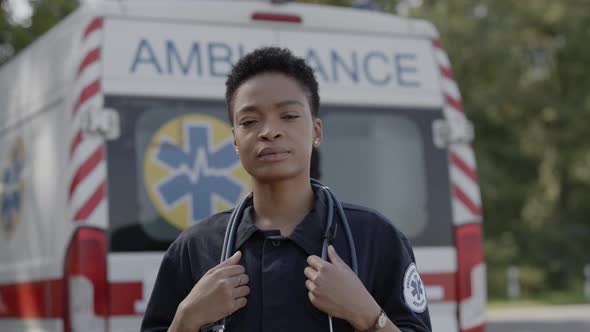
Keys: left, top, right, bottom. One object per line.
{"left": 403, "top": 263, "right": 427, "bottom": 313}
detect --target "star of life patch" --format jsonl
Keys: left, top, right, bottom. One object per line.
{"left": 403, "top": 263, "right": 427, "bottom": 313}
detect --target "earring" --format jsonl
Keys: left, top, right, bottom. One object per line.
{"left": 313, "top": 139, "right": 319, "bottom": 147}
{"left": 234, "top": 146, "right": 239, "bottom": 153}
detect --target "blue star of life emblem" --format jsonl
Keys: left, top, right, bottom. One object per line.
{"left": 411, "top": 275, "right": 424, "bottom": 301}
{"left": 153, "top": 122, "right": 243, "bottom": 224}
{"left": 1, "top": 141, "right": 24, "bottom": 236}
{"left": 403, "top": 263, "right": 427, "bottom": 312}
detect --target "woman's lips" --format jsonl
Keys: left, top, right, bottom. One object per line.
{"left": 258, "top": 151, "right": 290, "bottom": 161}
{"left": 257, "top": 147, "right": 290, "bottom": 161}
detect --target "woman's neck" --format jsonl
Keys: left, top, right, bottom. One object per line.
{"left": 251, "top": 175, "right": 314, "bottom": 236}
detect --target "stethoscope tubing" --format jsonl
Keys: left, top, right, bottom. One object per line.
{"left": 215, "top": 179, "right": 357, "bottom": 332}
{"left": 312, "top": 179, "right": 358, "bottom": 275}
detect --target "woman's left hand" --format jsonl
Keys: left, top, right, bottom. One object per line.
{"left": 305, "top": 245, "right": 381, "bottom": 330}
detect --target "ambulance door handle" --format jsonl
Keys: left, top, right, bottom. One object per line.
{"left": 432, "top": 117, "right": 474, "bottom": 149}
{"left": 80, "top": 107, "right": 121, "bottom": 140}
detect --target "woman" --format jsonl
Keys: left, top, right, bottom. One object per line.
{"left": 141, "top": 47, "right": 431, "bottom": 332}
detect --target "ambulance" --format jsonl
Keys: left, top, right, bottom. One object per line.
{"left": 0, "top": 1, "right": 486, "bottom": 331}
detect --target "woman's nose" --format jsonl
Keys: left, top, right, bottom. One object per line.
{"left": 258, "top": 120, "right": 283, "bottom": 140}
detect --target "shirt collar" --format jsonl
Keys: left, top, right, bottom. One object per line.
{"left": 234, "top": 206, "right": 258, "bottom": 250}
{"left": 233, "top": 187, "right": 329, "bottom": 257}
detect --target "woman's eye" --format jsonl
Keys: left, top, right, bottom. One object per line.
{"left": 239, "top": 120, "right": 257, "bottom": 127}
{"left": 283, "top": 115, "right": 300, "bottom": 120}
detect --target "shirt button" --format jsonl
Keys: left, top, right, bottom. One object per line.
{"left": 272, "top": 239, "right": 281, "bottom": 247}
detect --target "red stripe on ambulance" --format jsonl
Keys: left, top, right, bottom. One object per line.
{"left": 69, "top": 130, "right": 83, "bottom": 158}
{"left": 440, "top": 66, "right": 454, "bottom": 80}
{"left": 63, "top": 17, "right": 109, "bottom": 330}
{"left": 0, "top": 272, "right": 456, "bottom": 320}
{"left": 72, "top": 79, "right": 101, "bottom": 115}
{"left": 462, "top": 325, "right": 484, "bottom": 332}
{"left": 82, "top": 17, "right": 103, "bottom": 41}
{"left": 445, "top": 95, "right": 464, "bottom": 113}
{"left": 68, "top": 15, "right": 106, "bottom": 227}
{"left": 74, "top": 181, "right": 106, "bottom": 221}
{"left": 452, "top": 185, "right": 482, "bottom": 217}
{"left": 433, "top": 38, "right": 486, "bottom": 332}
{"left": 109, "top": 282, "right": 143, "bottom": 316}
{"left": 69, "top": 146, "right": 104, "bottom": 199}
{"left": 451, "top": 151, "right": 478, "bottom": 182}
{"left": 432, "top": 38, "right": 482, "bottom": 220}
{"left": 0, "top": 280, "right": 64, "bottom": 319}
{"left": 77, "top": 48, "right": 101, "bottom": 78}
{"left": 422, "top": 273, "right": 457, "bottom": 302}
{"left": 0, "top": 280, "right": 145, "bottom": 318}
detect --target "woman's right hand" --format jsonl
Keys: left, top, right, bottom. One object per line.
{"left": 171, "top": 251, "right": 250, "bottom": 332}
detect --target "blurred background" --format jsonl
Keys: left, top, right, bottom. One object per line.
{"left": 1, "top": 0, "right": 589, "bottom": 331}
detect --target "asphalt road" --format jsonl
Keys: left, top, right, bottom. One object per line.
{"left": 487, "top": 321, "right": 590, "bottom": 332}
{"left": 486, "top": 304, "right": 590, "bottom": 332}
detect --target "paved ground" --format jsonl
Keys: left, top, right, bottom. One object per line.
{"left": 487, "top": 321, "right": 590, "bottom": 332}
{"left": 486, "top": 304, "right": 590, "bottom": 332}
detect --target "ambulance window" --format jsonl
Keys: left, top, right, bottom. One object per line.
{"left": 105, "top": 96, "right": 452, "bottom": 250}
{"left": 105, "top": 96, "right": 250, "bottom": 252}
{"left": 319, "top": 107, "right": 453, "bottom": 245}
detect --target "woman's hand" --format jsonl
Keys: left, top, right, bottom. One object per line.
{"left": 305, "top": 245, "right": 381, "bottom": 331}
{"left": 171, "top": 251, "right": 250, "bottom": 332}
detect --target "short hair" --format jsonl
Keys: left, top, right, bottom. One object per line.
{"left": 225, "top": 47, "right": 320, "bottom": 125}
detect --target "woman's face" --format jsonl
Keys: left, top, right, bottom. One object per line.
{"left": 231, "top": 73, "right": 322, "bottom": 183}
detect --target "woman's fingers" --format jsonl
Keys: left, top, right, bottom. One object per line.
{"left": 218, "top": 265, "right": 246, "bottom": 278}
{"left": 215, "top": 251, "right": 242, "bottom": 269}
{"left": 304, "top": 266, "right": 319, "bottom": 281}
{"left": 229, "top": 273, "right": 249, "bottom": 287}
{"left": 233, "top": 285, "right": 251, "bottom": 298}
{"left": 232, "top": 297, "right": 248, "bottom": 312}
{"left": 307, "top": 255, "right": 325, "bottom": 270}
{"left": 305, "top": 279, "right": 317, "bottom": 293}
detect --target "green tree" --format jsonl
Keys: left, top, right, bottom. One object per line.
{"left": 0, "top": 0, "right": 77, "bottom": 65}
{"left": 409, "top": 0, "right": 590, "bottom": 297}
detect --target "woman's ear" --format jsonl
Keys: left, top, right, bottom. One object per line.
{"left": 232, "top": 128, "right": 238, "bottom": 152}
{"left": 313, "top": 117, "right": 323, "bottom": 147}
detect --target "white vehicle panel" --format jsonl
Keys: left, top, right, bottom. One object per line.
{"left": 103, "top": 19, "right": 277, "bottom": 99}
{"left": 103, "top": 18, "right": 442, "bottom": 108}
{"left": 279, "top": 30, "right": 441, "bottom": 107}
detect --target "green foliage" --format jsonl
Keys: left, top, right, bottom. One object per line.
{"left": 519, "top": 265, "right": 547, "bottom": 295}
{"left": 407, "top": 0, "right": 590, "bottom": 298}
{"left": 0, "top": 0, "right": 78, "bottom": 65}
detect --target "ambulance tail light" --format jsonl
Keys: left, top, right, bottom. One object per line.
{"left": 455, "top": 223, "right": 486, "bottom": 332}
{"left": 63, "top": 227, "right": 109, "bottom": 332}
{"left": 251, "top": 12, "right": 302, "bottom": 23}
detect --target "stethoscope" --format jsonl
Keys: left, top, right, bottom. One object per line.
{"left": 212, "top": 179, "right": 359, "bottom": 332}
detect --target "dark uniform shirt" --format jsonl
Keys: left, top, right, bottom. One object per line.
{"left": 141, "top": 189, "right": 432, "bottom": 332}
